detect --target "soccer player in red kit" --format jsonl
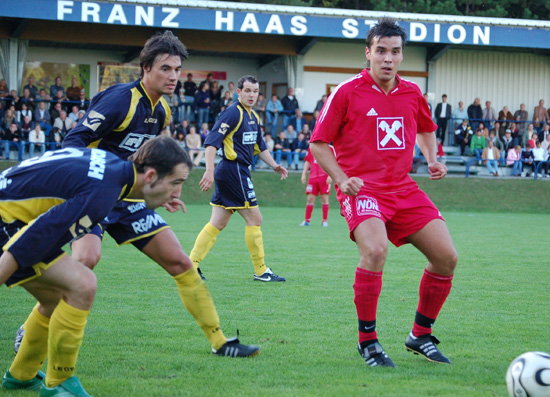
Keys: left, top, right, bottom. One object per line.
{"left": 310, "top": 17, "right": 457, "bottom": 367}
{"left": 300, "top": 147, "right": 334, "bottom": 227}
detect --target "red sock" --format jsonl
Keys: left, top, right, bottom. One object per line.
{"left": 304, "top": 204, "right": 314, "bottom": 223}
{"left": 321, "top": 204, "right": 329, "bottom": 221}
{"left": 412, "top": 269, "right": 453, "bottom": 336}
{"left": 354, "top": 268, "right": 382, "bottom": 344}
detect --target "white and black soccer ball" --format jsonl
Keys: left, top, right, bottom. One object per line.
{"left": 506, "top": 351, "right": 550, "bottom": 397}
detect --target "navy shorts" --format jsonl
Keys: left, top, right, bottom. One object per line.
{"left": 1, "top": 220, "right": 65, "bottom": 287}
{"left": 90, "top": 200, "right": 170, "bottom": 250}
{"left": 211, "top": 160, "right": 258, "bottom": 210}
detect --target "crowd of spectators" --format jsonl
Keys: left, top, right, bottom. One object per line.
{"left": 0, "top": 76, "right": 89, "bottom": 160}
{"left": 428, "top": 94, "right": 550, "bottom": 177}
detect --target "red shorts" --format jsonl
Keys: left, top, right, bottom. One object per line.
{"left": 306, "top": 177, "right": 331, "bottom": 196}
{"left": 337, "top": 186, "right": 444, "bottom": 247}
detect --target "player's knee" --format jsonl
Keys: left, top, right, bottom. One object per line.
{"left": 359, "top": 244, "right": 387, "bottom": 270}
{"left": 73, "top": 247, "right": 101, "bottom": 270}
{"left": 70, "top": 268, "right": 97, "bottom": 305}
{"left": 160, "top": 252, "right": 193, "bottom": 276}
{"left": 433, "top": 247, "right": 458, "bottom": 275}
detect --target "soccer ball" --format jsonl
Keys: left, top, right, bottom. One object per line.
{"left": 506, "top": 351, "right": 550, "bottom": 397}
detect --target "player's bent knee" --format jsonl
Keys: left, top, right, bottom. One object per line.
{"left": 72, "top": 247, "right": 101, "bottom": 270}
{"left": 160, "top": 253, "right": 193, "bottom": 276}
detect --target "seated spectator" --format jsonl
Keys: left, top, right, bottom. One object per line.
{"left": 66, "top": 77, "right": 82, "bottom": 101}
{"left": 49, "top": 102, "right": 62, "bottom": 123}
{"left": 266, "top": 94, "right": 283, "bottom": 134}
{"left": 470, "top": 128, "right": 486, "bottom": 163}
{"left": 501, "top": 129, "right": 515, "bottom": 164}
{"left": 284, "top": 124, "right": 297, "bottom": 143}
{"left": 53, "top": 90, "right": 70, "bottom": 112}
{"left": 489, "top": 121, "right": 501, "bottom": 138}
{"left": 23, "top": 76, "right": 39, "bottom": 98}
{"left": 274, "top": 130, "right": 292, "bottom": 166}
{"left": 488, "top": 131, "right": 504, "bottom": 165}
{"left": 521, "top": 145, "right": 535, "bottom": 177}
{"left": 301, "top": 123, "right": 311, "bottom": 141}
{"left": 538, "top": 123, "right": 550, "bottom": 143}
{"left": 20, "top": 115, "right": 34, "bottom": 140}
{"left": 541, "top": 133, "right": 550, "bottom": 154}
{"left": 289, "top": 109, "right": 307, "bottom": 133}
{"left": 185, "top": 125, "right": 204, "bottom": 166}
{"left": 253, "top": 93, "right": 266, "bottom": 125}
{"left": 0, "top": 80, "right": 8, "bottom": 99}
{"left": 77, "top": 109, "right": 86, "bottom": 123}
{"left": 28, "top": 124, "right": 46, "bottom": 157}
{"left": 77, "top": 90, "right": 89, "bottom": 111}
{"left": 175, "top": 131, "right": 186, "bottom": 149}
{"left": 527, "top": 133, "right": 538, "bottom": 149}
{"left": 523, "top": 123, "right": 535, "bottom": 147}
{"left": 309, "top": 109, "right": 319, "bottom": 132}
{"left": 33, "top": 99, "right": 52, "bottom": 134}
{"left": 68, "top": 105, "right": 80, "bottom": 123}
{"left": 255, "top": 132, "right": 274, "bottom": 170}
{"left": 17, "top": 88, "right": 35, "bottom": 112}
{"left": 507, "top": 145, "right": 523, "bottom": 177}
{"left": 452, "top": 101, "right": 468, "bottom": 130}
{"left": 199, "top": 122, "right": 210, "bottom": 145}
{"left": 315, "top": 95, "right": 327, "bottom": 112}
{"left": 508, "top": 122, "right": 520, "bottom": 146}
{"left": 1, "top": 122, "right": 24, "bottom": 161}
{"left": 532, "top": 140, "right": 547, "bottom": 177}
{"left": 53, "top": 110, "right": 72, "bottom": 136}
{"left": 482, "top": 139, "right": 500, "bottom": 176}
{"left": 15, "top": 103, "right": 33, "bottom": 124}
{"left": 454, "top": 119, "right": 472, "bottom": 155}
{"left": 48, "top": 126, "right": 65, "bottom": 149}
{"left": 498, "top": 106, "right": 514, "bottom": 135}
{"left": 35, "top": 88, "right": 51, "bottom": 106}
{"left": 291, "top": 132, "right": 309, "bottom": 170}
{"left": 175, "top": 119, "right": 190, "bottom": 136}
{"left": 1, "top": 108, "right": 17, "bottom": 131}
{"left": 281, "top": 87, "right": 299, "bottom": 128}
{"left": 221, "top": 91, "right": 233, "bottom": 113}
{"left": 4, "top": 89, "right": 19, "bottom": 109}
{"left": 49, "top": 76, "right": 65, "bottom": 99}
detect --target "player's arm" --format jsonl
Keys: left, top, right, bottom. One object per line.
{"left": 301, "top": 161, "right": 310, "bottom": 184}
{"left": 417, "top": 132, "right": 447, "bottom": 180}
{"left": 199, "top": 146, "right": 218, "bottom": 191}
{"left": 258, "top": 149, "right": 287, "bottom": 180}
{"left": 309, "top": 141, "right": 363, "bottom": 196}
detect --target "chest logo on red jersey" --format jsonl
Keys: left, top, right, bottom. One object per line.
{"left": 377, "top": 117, "right": 405, "bottom": 150}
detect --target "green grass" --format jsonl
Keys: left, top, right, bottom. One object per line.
{"left": 1, "top": 205, "right": 549, "bottom": 396}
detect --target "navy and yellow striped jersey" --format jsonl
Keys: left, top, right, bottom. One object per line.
{"left": 63, "top": 80, "right": 171, "bottom": 160}
{"left": 0, "top": 148, "right": 135, "bottom": 271}
{"left": 204, "top": 99, "right": 267, "bottom": 166}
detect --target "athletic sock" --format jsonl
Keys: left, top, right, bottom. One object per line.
{"left": 46, "top": 299, "right": 89, "bottom": 387}
{"left": 412, "top": 269, "right": 453, "bottom": 336}
{"left": 189, "top": 222, "right": 220, "bottom": 268}
{"left": 321, "top": 204, "right": 329, "bottom": 222}
{"left": 245, "top": 226, "right": 267, "bottom": 276}
{"left": 354, "top": 268, "right": 383, "bottom": 344}
{"left": 304, "top": 204, "right": 314, "bottom": 223}
{"left": 10, "top": 304, "right": 49, "bottom": 381}
{"left": 173, "top": 268, "right": 227, "bottom": 350}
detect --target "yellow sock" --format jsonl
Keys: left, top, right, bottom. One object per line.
{"left": 46, "top": 299, "right": 90, "bottom": 387}
{"left": 10, "top": 304, "right": 49, "bottom": 381}
{"left": 189, "top": 223, "right": 220, "bottom": 268}
{"left": 245, "top": 226, "right": 267, "bottom": 276}
{"left": 173, "top": 268, "right": 227, "bottom": 350}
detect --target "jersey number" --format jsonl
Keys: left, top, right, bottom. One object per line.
{"left": 18, "top": 148, "right": 85, "bottom": 169}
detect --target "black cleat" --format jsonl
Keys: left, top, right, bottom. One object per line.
{"left": 212, "top": 336, "right": 260, "bottom": 358}
{"left": 197, "top": 267, "right": 206, "bottom": 281}
{"left": 405, "top": 332, "right": 451, "bottom": 364}
{"left": 358, "top": 341, "right": 396, "bottom": 368}
{"left": 253, "top": 267, "right": 286, "bottom": 282}
{"left": 14, "top": 325, "right": 24, "bottom": 355}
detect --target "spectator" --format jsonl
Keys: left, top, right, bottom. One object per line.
{"left": 76, "top": 90, "right": 89, "bottom": 111}
{"left": 498, "top": 106, "right": 514, "bottom": 135}
{"left": 483, "top": 100, "right": 497, "bottom": 128}
{"left": 482, "top": 138, "right": 500, "bottom": 176}
{"left": 301, "top": 123, "right": 311, "bottom": 141}
{"left": 176, "top": 119, "right": 189, "bottom": 136}
{"left": 470, "top": 128, "right": 486, "bottom": 164}
{"left": 507, "top": 145, "right": 523, "bottom": 177}
{"left": 255, "top": 132, "right": 275, "bottom": 169}
{"left": 181, "top": 73, "right": 197, "bottom": 122}
{"left": 541, "top": 133, "right": 550, "bottom": 155}
{"left": 284, "top": 124, "right": 297, "bottom": 143}
{"left": 175, "top": 130, "right": 186, "bottom": 149}
{"left": 478, "top": 121, "right": 488, "bottom": 139}
{"left": 34, "top": 100, "right": 51, "bottom": 132}
{"left": 252, "top": 93, "right": 266, "bottom": 125}
{"left": 53, "top": 110, "right": 72, "bottom": 136}
{"left": 5, "top": 89, "right": 19, "bottom": 109}
{"left": 467, "top": 97, "right": 483, "bottom": 130}
{"left": 200, "top": 72, "right": 214, "bottom": 89}
{"left": 436, "top": 137, "right": 445, "bottom": 164}
{"left": 194, "top": 81, "right": 211, "bottom": 127}
{"left": 2, "top": 122, "right": 24, "bottom": 161}
{"left": 274, "top": 130, "right": 292, "bottom": 166}
{"left": 20, "top": 114, "right": 34, "bottom": 140}
{"left": 28, "top": 124, "right": 46, "bottom": 157}
{"left": 281, "top": 87, "right": 299, "bottom": 128}
{"left": 50, "top": 102, "right": 63, "bottom": 122}
{"left": 221, "top": 90, "right": 233, "bottom": 113}
{"left": 521, "top": 145, "right": 535, "bottom": 177}
{"left": 227, "top": 81, "right": 237, "bottom": 102}
{"left": 523, "top": 123, "right": 536, "bottom": 147}
{"left": 68, "top": 105, "right": 81, "bottom": 123}
{"left": 1, "top": 108, "right": 16, "bottom": 131}
{"left": 266, "top": 94, "right": 283, "bottom": 133}
{"left": 501, "top": 129, "right": 515, "bottom": 163}
{"left": 533, "top": 99, "right": 549, "bottom": 133}
{"left": 451, "top": 101, "right": 468, "bottom": 131}
{"left": 538, "top": 123, "right": 550, "bottom": 142}
{"left": 423, "top": 93, "right": 432, "bottom": 115}
{"left": 35, "top": 88, "right": 51, "bottom": 106}
{"left": 434, "top": 94, "right": 451, "bottom": 142}
{"left": 508, "top": 122, "right": 521, "bottom": 146}
{"left": 15, "top": 103, "right": 33, "bottom": 124}
{"left": 527, "top": 132, "right": 538, "bottom": 149}
{"left": 209, "top": 80, "right": 223, "bottom": 121}
{"left": 0, "top": 80, "right": 8, "bottom": 99}
{"left": 49, "top": 76, "right": 65, "bottom": 98}
{"left": 185, "top": 125, "right": 204, "bottom": 167}
{"left": 199, "top": 122, "right": 210, "bottom": 144}
{"left": 532, "top": 140, "right": 547, "bottom": 177}
{"left": 315, "top": 95, "right": 327, "bottom": 112}
{"left": 53, "top": 90, "right": 70, "bottom": 112}
{"left": 23, "top": 76, "right": 39, "bottom": 98}
{"left": 513, "top": 104, "right": 529, "bottom": 134}
{"left": 18, "top": 88, "right": 35, "bottom": 112}
{"left": 488, "top": 131, "right": 504, "bottom": 165}
{"left": 163, "top": 91, "right": 179, "bottom": 124}
{"left": 291, "top": 132, "right": 309, "bottom": 170}
{"left": 309, "top": 109, "right": 320, "bottom": 132}
{"left": 66, "top": 77, "right": 82, "bottom": 101}
{"left": 490, "top": 121, "right": 501, "bottom": 138}
{"left": 48, "top": 126, "right": 64, "bottom": 149}
{"left": 289, "top": 108, "right": 306, "bottom": 134}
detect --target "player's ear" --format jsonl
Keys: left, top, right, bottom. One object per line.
{"left": 144, "top": 168, "right": 158, "bottom": 184}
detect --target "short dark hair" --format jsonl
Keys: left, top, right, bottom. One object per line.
{"left": 139, "top": 31, "right": 188, "bottom": 78}
{"left": 129, "top": 136, "right": 193, "bottom": 178}
{"left": 366, "top": 17, "right": 407, "bottom": 50}
{"left": 237, "top": 75, "right": 258, "bottom": 90}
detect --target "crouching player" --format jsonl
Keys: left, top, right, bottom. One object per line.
{"left": 0, "top": 137, "right": 207, "bottom": 395}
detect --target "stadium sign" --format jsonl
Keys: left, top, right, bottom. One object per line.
{"left": 1, "top": 0, "right": 549, "bottom": 49}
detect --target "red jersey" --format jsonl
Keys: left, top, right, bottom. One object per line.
{"left": 304, "top": 146, "right": 334, "bottom": 180}
{"left": 311, "top": 69, "right": 436, "bottom": 192}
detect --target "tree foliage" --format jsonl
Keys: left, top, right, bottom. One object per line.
{"left": 224, "top": 0, "right": 550, "bottom": 20}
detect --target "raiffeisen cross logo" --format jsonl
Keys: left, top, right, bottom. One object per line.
{"left": 377, "top": 117, "right": 405, "bottom": 150}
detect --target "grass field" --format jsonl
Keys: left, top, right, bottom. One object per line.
{"left": 1, "top": 202, "right": 548, "bottom": 396}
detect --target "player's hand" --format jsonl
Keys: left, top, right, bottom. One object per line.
{"left": 326, "top": 176, "right": 333, "bottom": 185}
{"left": 163, "top": 198, "right": 186, "bottom": 213}
{"left": 339, "top": 177, "right": 363, "bottom": 196}
{"left": 301, "top": 173, "right": 306, "bottom": 184}
{"left": 273, "top": 164, "right": 288, "bottom": 180}
{"left": 428, "top": 161, "right": 447, "bottom": 180}
{"left": 199, "top": 169, "right": 214, "bottom": 191}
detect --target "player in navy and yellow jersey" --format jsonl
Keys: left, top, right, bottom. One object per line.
{"left": 0, "top": 136, "right": 192, "bottom": 396}
{"left": 12, "top": 31, "right": 260, "bottom": 368}
{"left": 190, "top": 75, "right": 288, "bottom": 282}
